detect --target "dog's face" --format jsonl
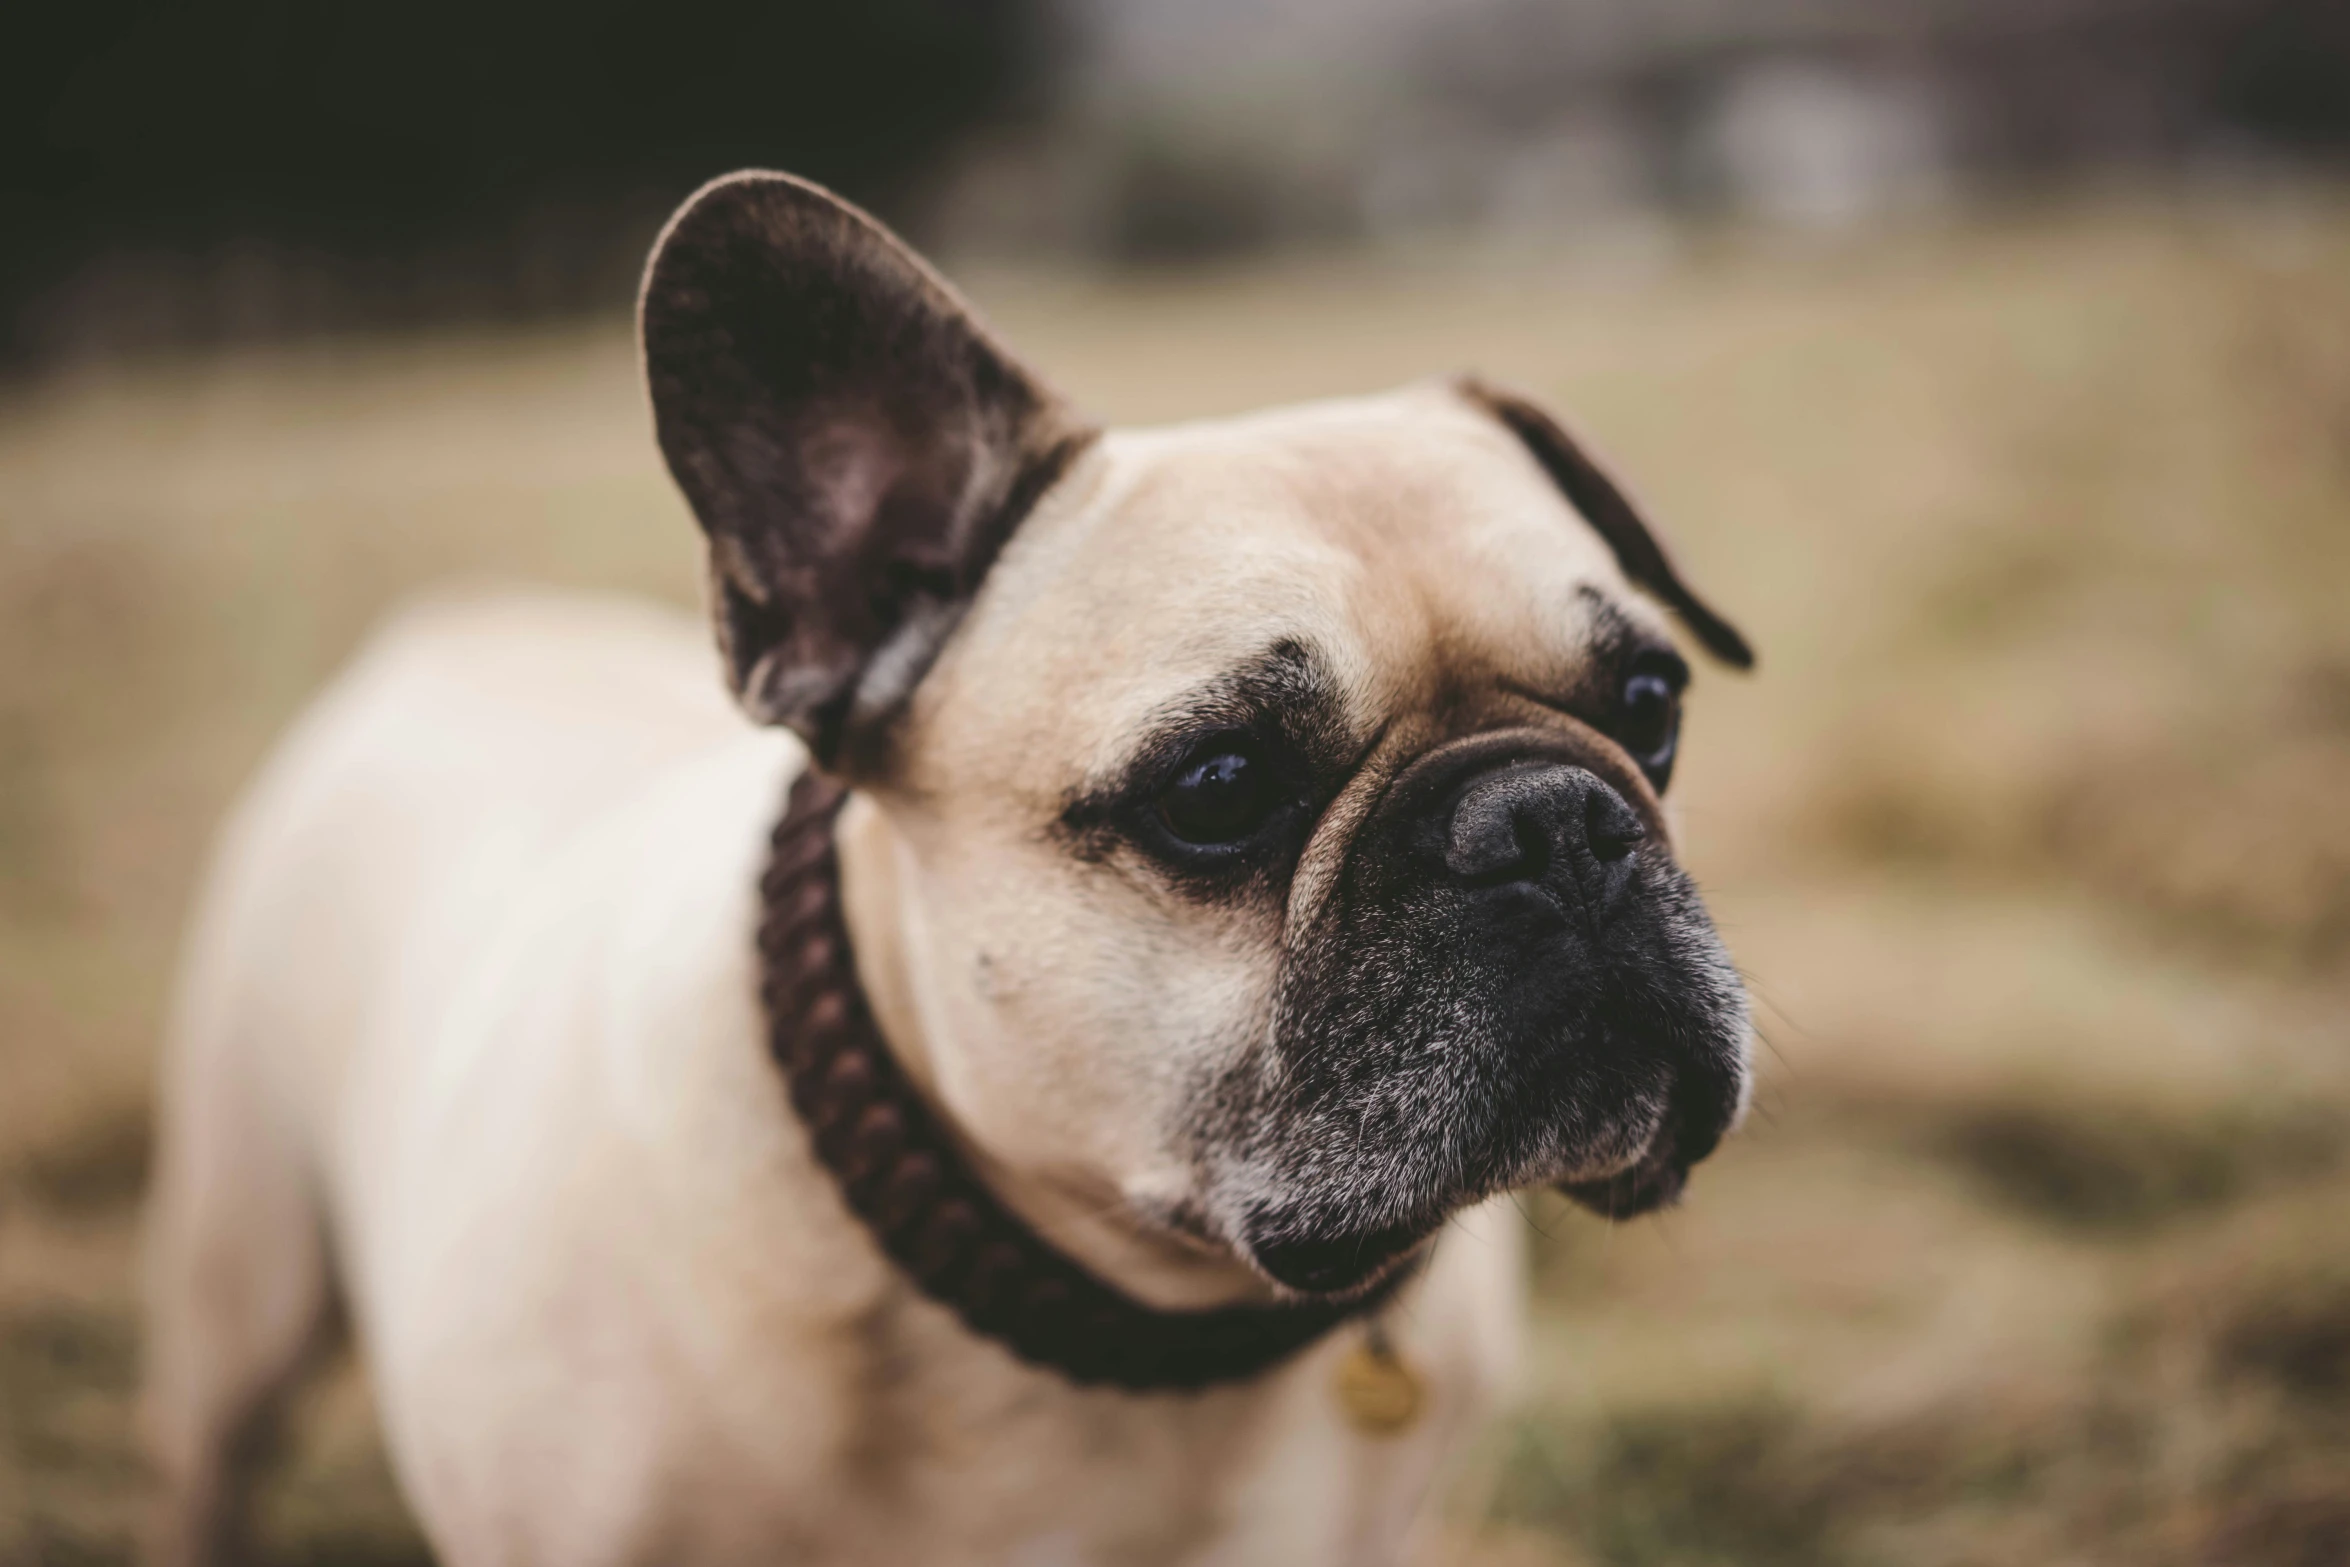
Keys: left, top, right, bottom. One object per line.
{"left": 643, "top": 174, "right": 1753, "bottom": 1300}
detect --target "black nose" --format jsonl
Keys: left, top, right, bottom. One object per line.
{"left": 1444, "top": 763, "right": 1646, "bottom": 914}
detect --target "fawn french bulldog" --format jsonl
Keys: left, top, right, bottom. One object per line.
{"left": 145, "top": 172, "right": 1754, "bottom": 1566}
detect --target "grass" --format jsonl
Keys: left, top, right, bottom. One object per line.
{"left": 1921, "top": 1095, "right": 2343, "bottom": 1234}
{"left": 3, "top": 193, "right": 2349, "bottom": 1565}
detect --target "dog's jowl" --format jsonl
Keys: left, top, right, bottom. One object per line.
{"left": 143, "top": 172, "right": 1755, "bottom": 1567}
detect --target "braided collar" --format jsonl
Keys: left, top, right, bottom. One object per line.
{"left": 757, "top": 769, "right": 1385, "bottom": 1391}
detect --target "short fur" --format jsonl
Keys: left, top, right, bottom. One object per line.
{"left": 144, "top": 172, "right": 1754, "bottom": 1567}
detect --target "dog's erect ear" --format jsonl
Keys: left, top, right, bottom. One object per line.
{"left": 1455, "top": 377, "right": 1755, "bottom": 670}
{"left": 642, "top": 171, "right": 1096, "bottom": 764}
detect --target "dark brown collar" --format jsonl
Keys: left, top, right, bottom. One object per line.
{"left": 758, "top": 769, "right": 1384, "bottom": 1391}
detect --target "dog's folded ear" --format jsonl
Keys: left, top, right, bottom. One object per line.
{"left": 642, "top": 171, "right": 1096, "bottom": 765}
{"left": 1455, "top": 377, "right": 1755, "bottom": 671}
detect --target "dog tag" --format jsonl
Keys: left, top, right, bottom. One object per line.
{"left": 1334, "top": 1328, "right": 1425, "bottom": 1437}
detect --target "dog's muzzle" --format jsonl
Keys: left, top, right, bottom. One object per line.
{"left": 1231, "top": 730, "right": 1750, "bottom": 1296}
{"left": 1435, "top": 753, "right": 1745, "bottom": 1218}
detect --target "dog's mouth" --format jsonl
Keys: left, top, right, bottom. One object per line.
{"left": 1242, "top": 1215, "right": 1437, "bottom": 1297}
{"left": 1230, "top": 1074, "right": 1735, "bottom": 1296}
{"left": 1557, "top": 1117, "right": 1694, "bottom": 1220}
{"left": 1233, "top": 1121, "right": 1680, "bottom": 1297}
{"left": 1558, "top": 1056, "right": 1742, "bottom": 1220}
{"left": 1234, "top": 1138, "right": 1687, "bottom": 1297}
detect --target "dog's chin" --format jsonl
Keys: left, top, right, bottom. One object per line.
{"left": 1237, "top": 1152, "right": 1690, "bottom": 1298}
{"left": 1239, "top": 1216, "right": 1438, "bottom": 1299}
{"left": 1231, "top": 1126, "right": 1691, "bottom": 1296}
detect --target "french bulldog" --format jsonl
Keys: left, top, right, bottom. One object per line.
{"left": 143, "top": 171, "right": 1754, "bottom": 1567}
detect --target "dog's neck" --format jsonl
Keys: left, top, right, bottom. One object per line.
{"left": 760, "top": 768, "right": 1387, "bottom": 1389}
{"left": 831, "top": 791, "right": 1276, "bottom": 1313}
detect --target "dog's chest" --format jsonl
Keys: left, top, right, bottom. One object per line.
{"left": 289, "top": 652, "right": 1519, "bottom": 1566}
{"left": 841, "top": 1299, "right": 1270, "bottom": 1562}
{"left": 768, "top": 1285, "right": 1478, "bottom": 1567}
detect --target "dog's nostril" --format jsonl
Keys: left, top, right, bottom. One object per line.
{"left": 1445, "top": 771, "right": 1553, "bottom": 884}
{"left": 1512, "top": 812, "right": 1552, "bottom": 878}
{"left": 1443, "top": 763, "right": 1645, "bottom": 890}
{"left": 1585, "top": 784, "right": 1647, "bottom": 864}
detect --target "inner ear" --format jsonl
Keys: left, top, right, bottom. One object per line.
{"left": 641, "top": 170, "right": 1096, "bottom": 767}
{"left": 1454, "top": 376, "right": 1755, "bottom": 671}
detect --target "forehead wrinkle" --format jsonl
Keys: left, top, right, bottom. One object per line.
{"left": 910, "top": 384, "right": 1665, "bottom": 825}
{"left": 909, "top": 455, "right": 1374, "bottom": 801}
{"left": 1005, "top": 437, "right": 1424, "bottom": 777}
{"left": 1274, "top": 545, "right": 1667, "bottom": 946}
{"left": 1023, "top": 386, "right": 1626, "bottom": 682}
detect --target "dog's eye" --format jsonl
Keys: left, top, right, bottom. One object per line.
{"left": 1158, "top": 743, "right": 1281, "bottom": 846}
{"left": 1615, "top": 665, "right": 1683, "bottom": 791}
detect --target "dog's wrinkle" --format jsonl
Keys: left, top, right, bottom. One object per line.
{"left": 1180, "top": 800, "right": 1746, "bottom": 1274}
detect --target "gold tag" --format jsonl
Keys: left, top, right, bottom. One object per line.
{"left": 1333, "top": 1331, "right": 1425, "bottom": 1437}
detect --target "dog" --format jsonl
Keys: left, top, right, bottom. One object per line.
{"left": 142, "top": 171, "right": 1755, "bottom": 1567}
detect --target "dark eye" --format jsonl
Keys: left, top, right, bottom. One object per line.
{"left": 1616, "top": 667, "right": 1683, "bottom": 790}
{"left": 1158, "top": 742, "right": 1281, "bottom": 846}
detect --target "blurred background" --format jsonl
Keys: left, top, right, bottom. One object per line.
{"left": 4, "top": 2, "right": 2348, "bottom": 1563}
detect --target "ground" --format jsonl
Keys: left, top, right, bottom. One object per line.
{"left": 3, "top": 196, "right": 2347, "bottom": 1566}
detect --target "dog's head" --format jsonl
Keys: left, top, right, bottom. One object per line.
{"left": 643, "top": 173, "right": 1754, "bottom": 1301}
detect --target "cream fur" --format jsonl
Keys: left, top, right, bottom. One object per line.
{"left": 139, "top": 383, "right": 1706, "bottom": 1566}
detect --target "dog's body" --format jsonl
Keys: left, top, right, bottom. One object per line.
{"left": 146, "top": 176, "right": 1753, "bottom": 1567}
{"left": 150, "top": 589, "right": 1519, "bottom": 1566}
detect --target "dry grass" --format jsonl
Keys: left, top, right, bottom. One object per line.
{"left": 3, "top": 195, "right": 2348, "bottom": 1564}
